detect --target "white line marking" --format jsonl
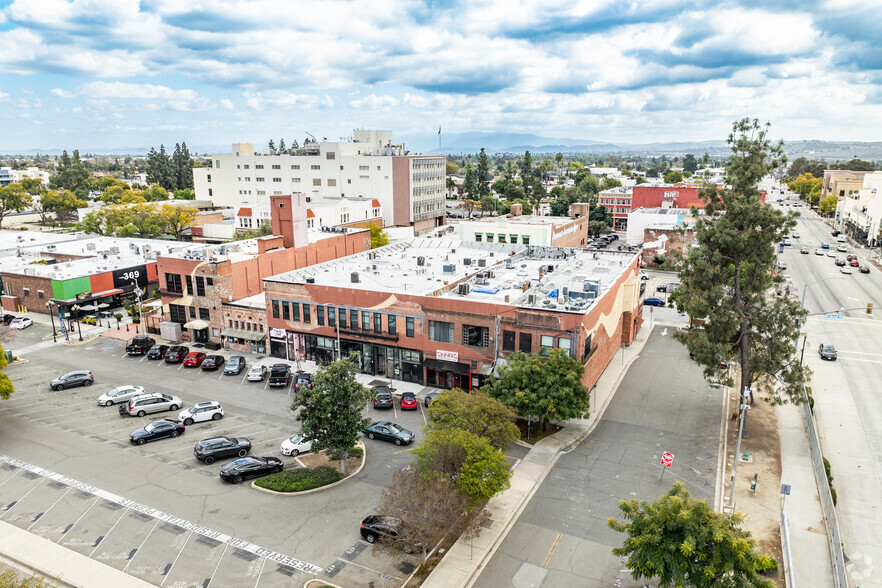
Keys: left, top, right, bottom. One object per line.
{"left": 0, "top": 477, "right": 46, "bottom": 520}
{"left": 28, "top": 487, "right": 72, "bottom": 531}
{"left": 160, "top": 530, "right": 193, "bottom": 586}
{"left": 207, "top": 543, "right": 229, "bottom": 586}
{"left": 60, "top": 496, "right": 100, "bottom": 543}
{"left": 88, "top": 507, "right": 130, "bottom": 557}
{"left": 123, "top": 518, "right": 160, "bottom": 573}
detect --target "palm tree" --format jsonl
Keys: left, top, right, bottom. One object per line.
{"left": 446, "top": 176, "right": 457, "bottom": 199}
{"left": 539, "top": 159, "right": 554, "bottom": 190}
{"left": 555, "top": 152, "right": 563, "bottom": 182}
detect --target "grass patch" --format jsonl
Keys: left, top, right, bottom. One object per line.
{"left": 515, "top": 418, "right": 562, "bottom": 444}
{"left": 326, "top": 446, "right": 363, "bottom": 460}
{"left": 254, "top": 465, "right": 341, "bottom": 493}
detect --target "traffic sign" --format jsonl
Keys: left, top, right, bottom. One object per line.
{"left": 661, "top": 452, "right": 674, "bottom": 467}
{"left": 825, "top": 314, "right": 843, "bottom": 319}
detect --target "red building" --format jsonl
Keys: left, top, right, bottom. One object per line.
{"left": 631, "top": 184, "right": 765, "bottom": 213}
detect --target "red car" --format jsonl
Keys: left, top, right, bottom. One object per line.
{"left": 183, "top": 351, "right": 206, "bottom": 367}
{"left": 850, "top": 259, "right": 859, "bottom": 267}
{"left": 800, "top": 247, "right": 810, "bottom": 254}
{"left": 400, "top": 392, "right": 418, "bottom": 410}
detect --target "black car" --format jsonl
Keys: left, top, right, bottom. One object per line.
{"left": 294, "top": 373, "right": 312, "bottom": 392}
{"left": 0, "top": 314, "right": 15, "bottom": 325}
{"left": 834, "top": 259, "right": 846, "bottom": 267}
{"left": 224, "top": 356, "right": 246, "bottom": 375}
{"left": 193, "top": 436, "right": 252, "bottom": 464}
{"left": 268, "top": 364, "right": 290, "bottom": 387}
{"left": 129, "top": 420, "right": 185, "bottom": 445}
{"left": 50, "top": 370, "right": 94, "bottom": 391}
{"left": 200, "top": 355, "right": 226, "bottom": 370}
{"left": 147, "top": 344, "right": 169, "bottom": 360}
{"left": 164, "top": 346, "right": 189, "bottom": 363}
{"left": 126, "top": 336, "right": 156, "bottom": 356}
{"left": 818, "top": 344, "right": 837, "bottom": 361}
{"left": 219, "top": 456, "right": 283, "bottom": 484}
{"left": 372, "top": 386, "right": 393, "bottom": 409}
{"left": 363, "top": 421, "right": 415, "bottom": 446}
{"left": 424, "top": 391, "right": 441, "bottom": 408}
{"left": 360, "top": 515, "right": 420, "bottom": 553}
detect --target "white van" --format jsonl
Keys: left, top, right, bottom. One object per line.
{"left": 837, "top": 235, "right": 846, "bottom": 243}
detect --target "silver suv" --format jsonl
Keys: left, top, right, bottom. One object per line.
{"left": 121, "top": 393, "right": 182, "bottom": 417}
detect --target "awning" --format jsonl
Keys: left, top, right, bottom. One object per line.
{"left": 424, "top": 358, "right": 469, "bottom": 374}
{"left": 93, "top": 288, "right": 124, "bottom": 297}
{"left": 184, "top": 319, "right": 210, "bottom": 330}
{"left": 221, "top": 328, "right": 266, "bottom": 341}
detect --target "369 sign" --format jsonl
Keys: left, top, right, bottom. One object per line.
{"left": 120, "top": 270, "right": 140, "bottom": 282}
{"left": 112, "top": 264, "right": 148, "bottom": 288}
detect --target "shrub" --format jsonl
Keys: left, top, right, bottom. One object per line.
{"left": 823, "top": 457, "right": 837, "bottom": 505}
{"left": 326, "top": 446, "right": 363, "bottom": 460}
{"left": 254, "top": 465, "right": 341, "bottom": 493}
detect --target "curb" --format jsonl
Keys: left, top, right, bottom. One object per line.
{"left": 250, "top": 441, "right": 367, "bottom": 496}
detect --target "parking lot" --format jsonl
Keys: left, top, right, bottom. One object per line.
{"left": 0, "top": 326, "right": 508, "bottom": 587}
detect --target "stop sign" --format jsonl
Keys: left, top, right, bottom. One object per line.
{"left": 661, "top": 452, "right": 674, "bottom": 467}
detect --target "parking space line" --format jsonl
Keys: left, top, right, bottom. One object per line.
{"left": 123, "top": 518, "right": 160, "bottom": 573}
{"left": 61, "top": 496, "right": 100, "bottom": 543}
{"left": 88, "top": 507, "right": 130, "bottom": 557}
{"left": 392, "top": 446, "right": 417, "bottom": 455}
{"left": 254, "top": 555, "right": 268, "bottom": 586}
{"left": 159, "top": 529, "right": 193, "bottom": 587}
{"left": 0, "top": 477, "right": 46, "bottom": 520}
{"left": 207, "top": 543, "right": 228, "bottom": 586}
{"left": 341, "top": 552, "right": 405, "bottom": 580}
{"left": 27, "top": 487, "right": 72, "bottom": 531}
{"left": 0, "top": 468, "right": 22, "bottom": 488}
{"left": 419, "top": 404, "right": 427, "bottom": 426}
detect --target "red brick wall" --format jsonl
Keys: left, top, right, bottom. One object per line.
{"left": 631, "top": 186, "right": 703, "bottom": 210}
{"left": 0, "top": 273, "right": 53, "bottom": 313}
{"left": 550, "top": 216, "right": 590, "bottom": 248}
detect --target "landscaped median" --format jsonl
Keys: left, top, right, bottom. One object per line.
{"left": 251, "top": 444, "right": 365, "bottom": 495}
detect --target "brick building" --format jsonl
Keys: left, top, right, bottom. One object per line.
{"left": 641, "top": 226, "right": 698, "bottom": 268}
{"left": 221, "top": 293, "right": 267, "bottom": 354}
{"left": 597, "top": 187, "right": 633, "bottom": 230}
{"left": 262, "top": 238, "right": 646, "bottom": 391}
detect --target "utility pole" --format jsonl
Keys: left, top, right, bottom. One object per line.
{"left": 728, "top": 386, "right": 751, "bottom": 506}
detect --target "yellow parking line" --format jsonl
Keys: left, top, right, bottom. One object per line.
{"left": 392, "top": 446, "right": 418, "bottom": 455}
{"left": 541, "top": 533, "right": 562, "bottom": 568}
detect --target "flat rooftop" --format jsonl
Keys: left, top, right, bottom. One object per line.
{"left": 460, "top": 215, "right": 578, "bottom": 228}
{"left": 266, "top": 238, "right": 637, "bottom": 314}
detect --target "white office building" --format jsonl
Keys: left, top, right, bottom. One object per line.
{"left": 193, "top": 130, "right": 447, "bottom": 234}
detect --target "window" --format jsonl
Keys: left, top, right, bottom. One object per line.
{"left": 540, "top": 335, "right": 554, "bottom": 348}
{"left": 272, "top": 164, "right": 280, "bottom": 169}
{"left": 282, "top": 301, "right": 290, "bottom": 320}
{"left": 292, "top": 303, "right": 300, "bottom": 322}
{"left": 313, "top": 178, "right": 321, "bottom": 186}
{"left": 339, "top": 309, "right": 347, "bottom": 328}
{"left": 519, "top": 332, "right": 532, "bottom": 353}
{"left": 291, "top": 164, "right": 300, "bottom": 170}
{"left": 359, "top": 165, "right": 369, "bottom": 171}
{"left": 328, "top": 179, "right": 336, "bottom": 187}
{"left": 510, "top": 235, "right": 518, "bottom": 244}
{"left": 462, "top": 325, "right": 489, "bottom": 347}
{"left": 317, "top": 306, "right": 325, "bottom": 326}
{"left": 311, "top": 165, "right": 321, "bottom": 170}
{"left": 362, "top": 311, "right": 370, "bottom": 331}
{"left": 243, "top": 164, "right": 249, "bottom": 169}
{"left": 583, "top": 334, "right": 593, "bottom": 360}
{"left": 195, "top": 276, "right": 206, "bottom": 297}
{"left": 502, "top": 330, "right": 516, "bottom": 352}
{"left": 292, "top": 178, "right": 301, "bottom": 183}
{"left": 558, "top": 337, "right": 572, "bottom": 352}
{"left": 273, "top": 177, "right": 281, "bottom": 182}
{"left": 272, "top": 300, "right": 279, "bottom": 319}
{"left": 256, "top": 177, "right": 265, "bottom": 182}
{"left": 373, "top": 312, "right": 382, "bottom": 333}
{"left": 326, "top": 152, "right": 336, "bottom": 160}
{"left": 388, "top": 315, "right": 396, "bottom": 335}
{"left": 429, "top": 320, "right": 455, "bottom": 343}
{"left": 165, "top": 273, "right": 183, "bottom": 294}
{"left": 350, "top": 309, "right": 359, "bottom": 329}
{"left": 328, "top": 307, "right": 335, "bottom": 327}
{"left": 522, "top": 236, "right": 530, "bottom": 245}
{"left": 206, "top": 277, "right": 213, "bottom": 287}
{"left": 189, "top": 307, "right": 196, "bottom": 318}
{"left": 498, "top": 234, "right": 507, "bottom": 243}
{"left": 302, "top": 304, "right": 311, "bottom": 323}
{"left": 208, "top": 188, "right": 212, "bottom": 197}
{"left": 228, "top": 319, "right": 233, "bottom": 327}
{"left": 169, "top": 304, "right": 187, "bottom": 324}
{"left": 207, "top": 174, "right": 211, "bottom": 182}
{"left": 255, "top": 164, "right": 264, "bottom": 169}
{"left": 486, "top": 234, "right": 494, "bottom": 242}
{"left": 199, "top": 307, "right": 210, "bottom": 321}
{"left": 22, "top": 288, "right": 29, "bottom": 297}
{"left": 37, "top": 290, "right": 44, "bottom": 299}
{"left": 215, "top": 160, "right": 220, "bottom": 168}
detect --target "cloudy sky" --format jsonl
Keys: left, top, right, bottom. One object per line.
{"left": 0, "top": 0, "right": 880, "bottom": 153}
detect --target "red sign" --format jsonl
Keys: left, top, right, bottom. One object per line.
{"left": 436, "top": 350, "right": 459, "bottom": 362}
{"left": 661, "top": 452, "right": 674, "bottom": 467}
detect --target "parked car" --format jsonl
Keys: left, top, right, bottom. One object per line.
{"left": 800, "top": 247, "right": 810, "bottom": 254}
{"left": 246, "top": 364, "right": 267, "bottom": 381}
{"left": 97, "top": 384, "right": 145, "bottom": 407}
{"left": 0, "top": 314, "right": 16, "bottom": 325}
{"left": 818, "top": 344, "right": 837, "bottom": 361}
{"left": 164, "top": 346, "right": 189, "bottom": 363}
{"left": 837, "top": 235, "right": 847, "bottom": 243}
{"left": 781, "top": 238, "right": 791, "bottom": 246}
{"left": 359, "top": 515, "right": 420, "bottom": 553}
{"left": 194, "top": 436, "right": 251, "bottom": 464}
{"left": 656, "top": 283, "right": 678, "bottom": 293}
{"left": 400, "top": 392, "right": 418, "bottom": 410}
{"left": 643, "top": 297, "right": 665, "bottom": 307}
{"left": 129, "top": 419, "right": 185, "bottom": 445}
{"left": 293, "top": 373, "right": 313, "bottom": 392}
{"left": 125, "top": 336, "right": 155, "bottom": 356}
{"left": 776, "top": 261, "right": 787, "bottom": 270}
{"left": 280, "top": 434, "right": 316, "bottom": 457}
{"left": 224, "top": 356, "right": 246, "bottom": 375}
{"left": 859, "top": 265, "right": 870, "bottom": 274}
{"left": 424, "top": 391, "right": 441, "bottom": 408}
{"left": 120, "top": 392, "right": 182, "bottom": 417}
{"left": 183, "top": 352, "right": 207, "bottom": 367}
{"left": 147, "top": 344, "right": 169, "bottom": 360}
{"left": 219, "top": 456, "right": 283, "bottom": 484}
{"left": 792, "top": 231, "right": 800, "bottom": 238}
{"left": 372, "top": 386, "right": 394, "bottom": 409}
{"left": 178, "top": 401, "right": 224, "bottom": 425}
{"left": 268, "top": 364, "right": 290, "bottom": 387}
{"left": 9, "top": 317, "right": 33, "bottom": 330}
{"left": 50, "top": 370, "right": 94, "bottom": 391}
{"left": 200, "top": 355, "right": 225, "bottom": 370}
{"left": 827, "top": 251, "right": 837, "bottom": 258}
{"left": 639, "top": 271, "right": 650, "bottom": 280}
{"left": 834, "top": 259, "right": 846, "bottom": 267}
{"left": 847, "top": 254, "right": 857, "bottom": 261}
{"left": 363, "top": 421, "right": 414, "bottom": 446}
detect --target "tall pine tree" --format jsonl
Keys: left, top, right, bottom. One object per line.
{"left": 55, "top": 149, "right": 90, "bottom": 198}
{"left": 476, "top": 148, "right": 491, "bottom": 199}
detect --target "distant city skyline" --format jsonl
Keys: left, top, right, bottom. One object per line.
{"left": 0, "top": 0, "right": 880, "bottom": 152}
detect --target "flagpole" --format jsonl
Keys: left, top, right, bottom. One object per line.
{"left": 438, "top": 125, "right": 441, "bottom": 155}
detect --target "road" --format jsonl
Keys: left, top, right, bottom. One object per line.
{"left": 766, "top": 183, "right": 882, "bottom": 586}
{"left": 472, "top": 327, "right": 725, "bottom": 587}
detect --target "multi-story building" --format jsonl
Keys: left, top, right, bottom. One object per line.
{"left": 0, "top": 167, "right": 50, "bottom": 187}
{"left": 456, "top": 212, "right": 591, "bottom": 247}
{"left": 597, "top": 187, "right": 633, "bottom": 230}
{"left": 625, "top": 207, "right": 694, "bottom": 246}
{"left": 838, "top": 171, "right": 882, "bottom": 247}
{"left": 236, "top": 197, "right": 381, "bottom": 232}
{"left": 262, "top": 237, "right": 645, "bottom": 390}
{"left": 822, "top": 170, "right": 868, "bottom": 202}
{"left": 193, "top": 129, "right": 446, "bottom": 234}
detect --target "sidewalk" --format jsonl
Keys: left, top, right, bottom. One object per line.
{"left": 422, "top": 327, "right": 653, "bottom": 588}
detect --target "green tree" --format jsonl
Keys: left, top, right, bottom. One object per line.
{"left": 463, "top": 165, "right": 477, "bottom": 199}
{"left": 413, "top": 428, "right": 511, "bottom": 502}
{"left": 41, "top": 189, "right": 86, "bottom": 223}
{"left": 818, "top": 195, "right": 838, "bottom": 217}
{"left": 461, "top": 199, "right": 479, "bottom": 217}
{"left": 479, "top": 196, "right": 495, "bottom": 218}
{"left": 668, "top": 119, "right": 808, "bottom": 405}
{"left": 267, "top": 139, "right": 276, "bottom": 155}
{"left": 141, "top": 184, "right": 170, "bottom": 202}
{"left": 172, "top": 142, "right": 193, "bottom": 190}
{"left": 519, "top": 151, "right": 533, "bottom": 197}
{"left": 78, "top": 208, "right": 112, "bottom": 235}
{"left": 788, "top": 157, "right": 825, "bottom": 178}
{"left": 0, "top": 183, "right": 33, "bottom": 229}
{"left": 446, "top": 176, "right": 457, "bottom": 198}
{"left": 0, "top": 342, "right": 14, "bottom": 400}
{"left": 608, "top": 483, "right": 776, "bottom": 588}
{"left": 601, "top": 176, "right": 622, "bottom": 190}
{"left": 117, "top": 204, "right": 165, "bottom": 238}
{"left": 682, "top": 153, "right": 698, "bottom": 173}
{"left": 588, "top": 220, "right": 611, "bottom": 237}
{"left": 483, "top": 349, "right": 589, "bottom": 429}
{"left": 550, "top": 196, "right": 569, "bottom": 217}
{"left": 538, "top": 158, "right": 554, "bottom": 190}
{"left": 589, "top": 202, "right": 612, "bottom": 225}
{"left": 370, "top": 225, "right": 389, "bottom": 249}
{"left": 555, "top": 152, "right": 563, "bottom": 180}
{"left": 503, "top": 160, "right": 516, "bottom": 182}
{"left": 173, "top": 188, "right": 195, "bottom": 200}
{"left": 278, "top": 138, "right": 286, "bottom": 154}
{"left": 579, "top": 174, "right": 600, "bottom": 197}
{"left": 664, "top": 170, "right": 684, "bottom": 183}
{"left": 292, "top": 358, "right": 372, "bottom": 475}
{"left": 476, "top": 148, "right": 491, "bottom": 198}
{"left": 159, "top": 204, "right": 197, "bottom": 240}
{"left": 145, "top": 145, "right": 174, "bottom": 190}
{"left": 19, "top": 177, "right": 45, "bottom": 197}
{"left": 54, "top": 150, "right": 90, "bottom": 198}
{"left": 425, "top": 389, "right": 519, "bottom": 450}
{"left": 446, "top": 160, "right": 459, "bottom": 175}
{"left": 634, "top": 176, "right": 647, "bottom": 185}
{"left": 491, "top": 178, "right": 507, "bottom": 195}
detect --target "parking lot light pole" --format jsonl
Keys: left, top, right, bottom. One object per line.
{"left": 728, "top": 386, "right": 751, "bottom": 506}
{"left": 46, "top": 302, "right": 57, "bottom": 342}
{"left": 71, "top": 304, "right": 83, "bottom": 342}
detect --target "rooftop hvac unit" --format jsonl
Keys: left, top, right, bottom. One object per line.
{"left": 527, "top": 294, "right": 537, "bottom": 305}
{"left": 475, "top": 276, "right": 488, "bottom": 285}
{"left": 478, "top": 259, "right": 487, "bottom": 267}
{"left": 86, "top": 243, "right": 97, "bottom": 250}
{"left": 110, "top": 246, "right": 120, "bottom": 254}
{"left": 457, "top": 283, "right": 471, "bottom": 295}
{"left": 306, "top": 277, "right": 316, "bottom": 284}
{"left": 443, "top": 264, "right": 456, "bottom": 274}
{"left": 451, "top": 249, "right": 456, "bottom": 254}
{"left": 546, "top": 264, "right": 555, "bottom": 273}
{"left": 505, "top": 259, "right": 513, "bottom": 269}
{"left": 208, "top": 257, "right": 218, "bottom": 262}
{"left": 417, "top": 256, "right": 426, "bottom": 266}
{"left": 351, "top": 272, "right": 360, "bottom": 283}
{"left": 463, "top": 258, "right": 472, "bottom": 265}
{"left": 562, "top": 286, "right": 569, "bottom": 297}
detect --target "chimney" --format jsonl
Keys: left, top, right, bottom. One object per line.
{"left": 270, "top": 194, "right": 308, "bottom": 249}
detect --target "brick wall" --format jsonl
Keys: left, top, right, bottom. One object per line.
{"left": 221, "top": 304, "right": 267, "bottom": 354}
{"left": 0, "top": 272, "right": 54, "bottom": 312}
{"left": 641, "top": 227, "right": 697, "bottom": 268}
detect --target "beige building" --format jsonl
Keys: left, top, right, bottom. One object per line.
{"left": 822, "top": 170, "right": 869, "bottom": 201}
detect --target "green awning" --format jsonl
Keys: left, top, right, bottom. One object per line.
{"left": 221, "top": 328, "right": 266, "bottom": 341}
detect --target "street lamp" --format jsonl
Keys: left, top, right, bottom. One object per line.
{"left": 46, "top": 302, "right": 56, "bottom": 343}
{"left": 71, "top": 304, "right": 83, "bottom": 342}
{"left": 728, "top": 386, "right": 752, "bottom": 506}
{"left": 132, "top": 281, "right": 143, "bottom": 336}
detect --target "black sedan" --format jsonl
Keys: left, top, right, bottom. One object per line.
{"left": 193, "top": 436, "right": 252, "bottom": 464}
{"left": 818, "top": 344, "right": 837, "bottom": 361}
{"left": 219, "top": 456, "right": 283, "bottom": 484}
{"left": 363, "top": 421, "right": 414, "bottom": 446}
{"left": 147, "top": 344, "right": 169, "bottom": 360}
{"left": 0, "top": 314, "right": 15, "bottom": 325}
{"left": 164, "top": 346, "right": 189, "bottom": 363}
{"left": 200, "top": 355, "right": 226, "bottom": 370}
{"left": 129, "top": 420, "right": 185, "bottom": 445}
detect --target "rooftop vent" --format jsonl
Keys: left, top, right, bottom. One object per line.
{"left": 351, "top": 272, "right": 360, "bottom": 283}
{"left": 443, "top": 264, "right": 456, "bottom": 274}
{"left": 306, "top": 277, "right": 316, "bottom": 284}
{"left": 457, "top": 283, "right": 471, "bottom": 295}
{"left": 478, "top": 259, "right": 487, "bottom": 267}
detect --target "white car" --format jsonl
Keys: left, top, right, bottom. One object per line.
{"left": 247, "top": 365, "right": 268, "bottom": 381}
{"left": 178, "top": 401, "right": 224, "bottom": 425}
{"left": 836, "top": 245, "right": 847, "bottom": 252}
{"left": 97, "top": 385, "right": 145, "bottom": 407}
{"left": 840, "top": 267, "right": 853, "bottom": 275}
{"left": 827, "top": 251, "right": 837, "bottom": 258}
{"left": 9, "top": 317, "right": 32, "bottom": 329}
{"left": 280, "top": 434, "right": 316, "bottom": 457}
{"left": 814, "top": 248, "right": 824, "bottom": 256}
{"left": 792, "top": 232, "right": 800, "bottom": 238}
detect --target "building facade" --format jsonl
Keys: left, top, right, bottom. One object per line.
{"left": 838, "top": 171, "right": 882, "bottom": 247}
{"left": 597, "top": 187, "right": 633, "bottom": 230}
{"left": 456, "top": 214, "right": 591, "bottom": 247}
{"left": 822, "top": 170, "right": 868, "bottom": 201}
